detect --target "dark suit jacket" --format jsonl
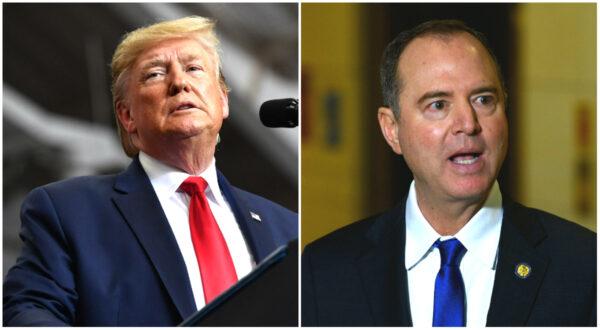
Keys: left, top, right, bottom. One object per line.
{"left": 302, "top": 197, "right": 596, "bottom": 326}
{"left": 4, "top": 157, "right": 297, "bottom": 326}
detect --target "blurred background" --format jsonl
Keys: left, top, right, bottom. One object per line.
{"left": 3, "top": 3, "right": 298, "bottom": 276}
{"left": 302, "top": 3, "right": 596, "bottom": 247}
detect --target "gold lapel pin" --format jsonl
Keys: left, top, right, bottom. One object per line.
{"left": 515, "top": 262, "right": 531, "bottom": 279}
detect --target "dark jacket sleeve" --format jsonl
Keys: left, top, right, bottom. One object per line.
{"left": 590, "top": 282, "right": 597, "bottom": 326}
{"left": 301, "top": 245, "right": 318, "bottom": 326}
{"left": 3, "top": 187, "right": 77, "bottom": 326}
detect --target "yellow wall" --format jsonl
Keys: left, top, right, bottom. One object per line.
{"left": 301, "top": 4, "right": 367, "bottom": 247}
{"left": 516, "top": 4, "right": 596, "bottom": 231}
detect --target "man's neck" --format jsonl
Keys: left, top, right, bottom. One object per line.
{"left": 141, "top": 140, "right": 216, "bottom": 175}
{"left": 415, "top": 186, "right": 491, "bottom": 236}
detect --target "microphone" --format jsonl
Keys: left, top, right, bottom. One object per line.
{"left": 259, "top": 98, "right": 298, "bottom": 128}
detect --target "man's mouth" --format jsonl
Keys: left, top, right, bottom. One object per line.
{"left": 449, "top": 153, "right": 481, "bottom": 165}
{"left": 175, "top": 102, "right": 196, "bottom": 111}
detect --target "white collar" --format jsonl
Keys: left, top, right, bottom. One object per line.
{"left": 138, "top": 151, "right": 226, "bottom": 206}
{"left": 405, "top": 180, "right": 503, "bottom": 270}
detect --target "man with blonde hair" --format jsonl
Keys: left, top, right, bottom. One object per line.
{"left": 4, "top": 16, "right": 297, "bottom": 326}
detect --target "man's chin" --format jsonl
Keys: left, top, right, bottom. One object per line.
{"left": 164, "top": 123, "right": 216, "bottom": 139}
{"left": 445, "top": 178, "right": 494, "bottom": 203}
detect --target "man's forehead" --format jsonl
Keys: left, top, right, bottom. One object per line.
{"left": 135, "top": 38, "right": 216, "bottom": 67}
{"left": 400, "top": 32, "right": 483, "bottom": 64}
{"left": 396, "top": 32, "right": 499, "bottom": 85}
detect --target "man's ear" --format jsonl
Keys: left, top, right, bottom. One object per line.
{"left": 377, "top": 106, "right": 403, "bottom": 155}
{"left": 116, "top": 101, "right": 137, "bottom": 134}
{"left": 220, "top": 89, "right": 229, "bottom": 119}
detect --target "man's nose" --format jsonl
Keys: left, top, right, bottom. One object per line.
{"left": 452, "top": 101, "right": 482, "bottom": 136}
{"left": 168, "top": 69, "right": 191, "bottom": 96}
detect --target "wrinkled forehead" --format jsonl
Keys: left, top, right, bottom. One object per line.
{"left": 397, "top": 32, "right": 501, "bottom": 88}
{"left": 133, "top": 36, "right": 219, "bottom": 71}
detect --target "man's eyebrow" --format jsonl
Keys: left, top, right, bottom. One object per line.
{"left": 417, "top": 90, "right": 452, "bottom": 105}
{"left": 140, "top": 54, "right": 203, "bottom": 70}
{"left": 416, "top": 86, "right": 500, "bottom": 105}
{"left": 140, "top": 58, "right": 167, "bottom": 70}
{"left": 470, "top": 86, "right": 499, "bottom": 95}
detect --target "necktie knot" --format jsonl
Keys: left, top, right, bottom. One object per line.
{"left": 434, "top": 238, "right": 466, "bottom": 267}
{"left": 180, "top": 176, "right": 208, "bottom": 196}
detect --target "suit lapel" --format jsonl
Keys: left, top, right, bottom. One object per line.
{"left": 355, "top": 202, "right": 413, "bottom": 326}
{"left": 486, "top": 199, "right": 549, "bottom": 326}
{"left": 217, "top": 171, "right": 277, "bottom": 263}
{"left": 112, "top": 158, "right": 196, "bottom": 320}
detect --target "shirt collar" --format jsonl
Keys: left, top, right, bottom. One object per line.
{"left": 405, "top": 180, "right": 503, "bottom": 270}
{"left": 138, "top": 151, "right": 226, "bottom": 206}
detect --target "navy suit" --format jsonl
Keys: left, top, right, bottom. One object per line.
{"left": 4, "top": 157, "right": 297, "bottom": 326}
{"left": 302, "top": 197, "right": 596, "bottom": 326}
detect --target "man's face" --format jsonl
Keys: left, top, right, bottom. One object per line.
{"left": 117, "top": 37, "right": 228, "bottom": 156}
{"left": 379, "top": 33, "right": 508, "bottom": 204}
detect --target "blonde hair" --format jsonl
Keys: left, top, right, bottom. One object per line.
{"left": 111, "top": 16, "right": 226, "bottom": 157}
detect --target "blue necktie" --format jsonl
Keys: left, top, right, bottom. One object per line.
{"left": 432, "top": 238, "right": 467, "bottom": 327}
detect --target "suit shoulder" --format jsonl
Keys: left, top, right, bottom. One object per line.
{"left": 33, "top": 175, "right": 116, "bottom": 198}
{"left": 513, "top": 203, "right": 596, "bottom": 256}
{"left": 522, "top": 204, "right": 595, "bottom": 240}
{"left": 303, "top": 213, "right": 381, "bottom": 262}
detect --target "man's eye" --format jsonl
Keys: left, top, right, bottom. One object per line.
{"left": 474, "top": 95, "right": 495, "bottom": 105}
{"left": 187, "top": 65, "right": 204, "bottom": 72}
{"left": 429, "top": 100, "right": 446, "bottom": 111}
{"left": 144, "top": 71, "right": 163, "bottom": 80}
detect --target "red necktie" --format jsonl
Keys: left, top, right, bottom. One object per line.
{"left": 180, "top": 176, "right": 237, "bottom": 303}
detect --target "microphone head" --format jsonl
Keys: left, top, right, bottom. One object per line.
{"left": 259, "top": 98, "right": 298, "bottom": 128}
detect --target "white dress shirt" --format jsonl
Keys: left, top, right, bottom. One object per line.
{"left": 139, "top": 152, "right": 255, "bottom": 311}
{"left": 405, "top": 180, "right": 503, "bottom": 327}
